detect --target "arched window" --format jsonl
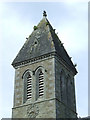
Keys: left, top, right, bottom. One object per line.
{"left": 35, "top": 67, "right": 44, "bottom": 100}
{"left": 66, "top": 75, "right": 72, "bottom": 107}
{"left": 60, "top": 72, "right": 63, "bottom": 100}
{"left": 60, "top": 70, "right": 67, "bottom": 105}
{"left": 38, "top": 70, "right": 44, "bottom": 97}
{"left": 27, "top": 72, "right": 32, "bottom": 100}
{"left": 23, "top": 70, "right": 32, "bottom": 103}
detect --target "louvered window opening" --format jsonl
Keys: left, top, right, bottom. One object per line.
{"left": 39, "top": 71, "right": 44, "bottom": 96}
{"left": 27, "top": 73, "right": 32, "bottom": 100}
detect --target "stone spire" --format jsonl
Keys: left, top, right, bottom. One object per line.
{"left": 12, "top": 11, "right": 77, "bottom": 75}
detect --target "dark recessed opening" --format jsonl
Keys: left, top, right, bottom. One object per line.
{"left": 35, "top": 41, "right": 37, "bottom": 44}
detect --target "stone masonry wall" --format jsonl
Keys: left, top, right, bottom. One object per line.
{"left": 12, "top": 56, "right": 56, "bottom": 118}
{"left": 55, "top": 56, "right": 77, "bottom": 118}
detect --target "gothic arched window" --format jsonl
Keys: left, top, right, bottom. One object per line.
{"left": 23, "top": 70, "right": 32, "bottom": 103}
{"left": 27, "top": 72, "right": 32, "bottom": 100}
{"left": 66, "top": 75, "right": 73, "bottom": 108}
{"left": 35, "top": 67, "right": 44, "bottom": 100}
{"left": 38, "top": 70, "right": 44, "bottom": 96}
{"left": 60, "top": 70, "right": 67, "bottom": 105}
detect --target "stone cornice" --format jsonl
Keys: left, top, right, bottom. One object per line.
{"left": 12, "top": 52, "right": 55, "bottom": 68}
{"left": 12, "top": 52, "right": 77, "bottom": 75}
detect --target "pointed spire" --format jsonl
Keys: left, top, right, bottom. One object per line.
{"left": 43, "top": 10, "right": 47, "bottom": 17}
{"left": 12, "top": 11, "right": 77, "bottom": 75}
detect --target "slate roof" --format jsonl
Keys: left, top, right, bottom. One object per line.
{"left": 12, "top": 12, "right": 77, "bottom": 75}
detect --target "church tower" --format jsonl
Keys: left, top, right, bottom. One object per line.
{"left": 12, "top": 11, "right": 77, "bottom": 118}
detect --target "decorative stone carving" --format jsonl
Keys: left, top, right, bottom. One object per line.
{"left": 27, "top": 104, "right": 39, "bottom": 118}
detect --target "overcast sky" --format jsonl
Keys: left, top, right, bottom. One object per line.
{"left": 0, "top": 1, "right": 88, "bottom": 119}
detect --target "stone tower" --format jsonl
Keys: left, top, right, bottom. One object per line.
{"left": 12, "top": 11, "right": 77, "bottom": 118}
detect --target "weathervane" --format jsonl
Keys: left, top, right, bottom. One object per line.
{"left": 43, "top": 11, "right": 47, "bottom": 17}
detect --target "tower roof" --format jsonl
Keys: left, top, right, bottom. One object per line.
{"left": 12, "top": 11, "right": 77, "bottom": 75}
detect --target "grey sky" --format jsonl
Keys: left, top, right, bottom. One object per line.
{"left": 0, "top": 2, "right": 88, "bottom": 118}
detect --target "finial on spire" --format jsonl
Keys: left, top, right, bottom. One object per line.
{"left": 43, "top": 11, "right": 47, "bottom": 17}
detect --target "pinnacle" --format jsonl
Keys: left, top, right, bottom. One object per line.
{"left": 43, "top": 10, "right": 47, "bottom": 17}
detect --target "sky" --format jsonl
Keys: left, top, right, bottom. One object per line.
{"left": 0, "top": 1, "right": 88, "bottom": 119}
